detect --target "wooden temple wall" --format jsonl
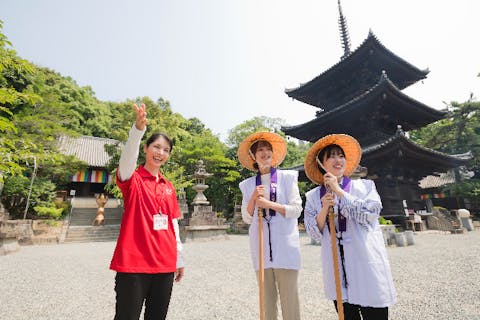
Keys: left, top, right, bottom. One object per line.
{"left": 373, "top": 175, "right": 425, "bottom": 222}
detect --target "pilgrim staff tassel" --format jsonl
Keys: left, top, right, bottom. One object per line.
{"left": 258, "top": 206, "right": 265, "bottom": 320}
{"left": 328, "top": 204, "right": 345, "bottom": 320}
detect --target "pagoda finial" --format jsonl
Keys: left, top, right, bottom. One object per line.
{"left": 337, "top": 0, "right": 351, "bottom": 59}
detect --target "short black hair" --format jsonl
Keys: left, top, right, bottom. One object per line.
{"left": 250, "top": 140, "right": 272, "bottom": 154}
{"left": 316, "top": 144, "right": 345, "bottom": 174}
{"left": 250, "top": 140, "right": 272, "bottom": 170}
{"left": 145, "top": 133, "right": 173, "bottom": 151}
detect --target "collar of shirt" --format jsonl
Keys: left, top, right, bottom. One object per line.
{"left": 138, "top": 165, "right": 167, "bottom": 183}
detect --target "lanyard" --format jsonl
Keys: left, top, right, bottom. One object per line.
{"left": 255, "top": 167, "right": 277, "bottom": 261}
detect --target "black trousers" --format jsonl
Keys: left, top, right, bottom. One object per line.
{"left": 334, "top": 301, "right": 388, "bottom": 320}
{"left": 114, "top": 272, "right": 174, "bottom": 320}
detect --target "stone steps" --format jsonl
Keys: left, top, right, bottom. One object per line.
{"left": 64, "top": 207, "right": 123, "bottom": 243}
{"left": 64, "top": 225, "right": 120, "bottom": 243}
{"left": 69, "top": 208, "right": 123, "bottom": 226}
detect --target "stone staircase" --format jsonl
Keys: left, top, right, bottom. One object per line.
{"left": 64, "top": 224, "right": 121, "bottom": 243}
{"left": 64, "top": 206, "right": 123, "bottom": 243}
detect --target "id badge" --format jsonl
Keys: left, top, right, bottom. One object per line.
{"left": 153, "top": 213, "right": 168, "bottom": 231}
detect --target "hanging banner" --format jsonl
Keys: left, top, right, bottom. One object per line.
{"left": 72, "top": 169, "right": 111, "bottom": 183}
{"left": 420, "top": 192, "right": 448, "bottom": 200}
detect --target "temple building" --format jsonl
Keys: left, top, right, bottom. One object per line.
{"left": 57, "top": 135, "right": 118, "bottom": 197}
{"left": 282, "top": 1, "right": 470, "bottom": 222}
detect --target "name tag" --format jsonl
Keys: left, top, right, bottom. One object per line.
{"left": 153, "top": 213, "right": 168, "bottom": 231}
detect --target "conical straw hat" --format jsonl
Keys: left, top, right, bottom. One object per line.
{"left": 304, "top": 134, "right": 362, "bottom": 185}
{"left": 237, "top": 132, "right": 287, "bottom": 171}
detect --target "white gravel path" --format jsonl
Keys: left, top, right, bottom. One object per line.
{"left": 1, "top": 231, "right": 479, "bottom": 320}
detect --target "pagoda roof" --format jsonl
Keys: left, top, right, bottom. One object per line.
{"left": 285, "top": 31, "right": 429, "bottom": 110}
{"left": 285, "top": 129, "right": 471, "bottom": 182}
{"left": 282, "top": 72, "right": 447, "bottom": 144}
{"left": 362, "top": 128, "right": 472, "bottom": 176}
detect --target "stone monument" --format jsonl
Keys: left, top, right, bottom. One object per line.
{"left": 230, "top": 202, "right": 249, "bottom": 234}
{"left": 182, "top": 160, "right": 229, "bottom": 241}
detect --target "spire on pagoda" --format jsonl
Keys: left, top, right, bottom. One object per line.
{"left": 337, "top": 0, "right": 351, "bottom": 59}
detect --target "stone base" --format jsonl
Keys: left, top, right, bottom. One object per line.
{"left": 181, "top": 225, "right": 229, "bottom": 242}
{"left": 380, "top": 225, "right": 396, "bottom": 246}
{"left": 229, "top": 221, "right": 249, "bottom": 234}
{"left": 0, "top": 237, "right": 20, "bottom": 255}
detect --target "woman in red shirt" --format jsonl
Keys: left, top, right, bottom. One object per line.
{"left": 110, "top": 103, "right": 184, "bottom": 320}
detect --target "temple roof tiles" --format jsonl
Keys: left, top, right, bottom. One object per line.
{"left": 58, "top": 135, "right": 121, "bottom": 168}
{"left": 419, "top": 167, "right": 474, "bottom": 189}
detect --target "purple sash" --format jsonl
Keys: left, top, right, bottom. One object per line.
{"left": 255, "top": 167, "right": 277, "bottom": 217}
{"left": 320, "top": 176, "right": 351, "bottom": 232}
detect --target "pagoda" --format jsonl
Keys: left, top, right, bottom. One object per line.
{"left": 282, "top": 1, "right": 470, "bottom": 221}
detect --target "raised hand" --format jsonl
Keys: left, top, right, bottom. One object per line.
{"left": 133, "top": 103, "right": 147, "bottom": 131}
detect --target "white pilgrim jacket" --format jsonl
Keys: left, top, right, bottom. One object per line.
{"left": 304, "top": 178, "right": 397, "bottom": 308}
{"left": 239, "top": 170, "right": 302, "bottom": 271}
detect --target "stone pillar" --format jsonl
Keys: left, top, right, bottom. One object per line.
{"left": 458, "top": 209, "right": 474, "bottom": 231}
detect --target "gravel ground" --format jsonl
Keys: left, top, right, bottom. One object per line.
{"left": 1, "top": 231, "right": 479, "bottom": 320}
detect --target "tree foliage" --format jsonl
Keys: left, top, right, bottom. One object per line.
{"left": 410, "top": 99, "right": 480, "bottom": 199}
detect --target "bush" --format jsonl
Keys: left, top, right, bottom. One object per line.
{"left": 34, "top": 205, "right": 63, "bottom": 219}
{"left": 54, "top": 198, "right": 70, "bottom": 216}
{"left": 379, "top": 216, "right": 393, "bottom": 225}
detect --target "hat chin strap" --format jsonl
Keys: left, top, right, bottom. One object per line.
{"left": 258, "top": 163, "right": 271, "bottom": 171}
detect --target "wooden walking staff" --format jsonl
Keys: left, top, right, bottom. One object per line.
{"left": 328, "top": 203, "right": 344, "bottom": 320}
{"left": 257, "top": 206, "right": 265, "bottom": 320}
{"left": 319, "top": 157, "right": 344, "bottom": 320}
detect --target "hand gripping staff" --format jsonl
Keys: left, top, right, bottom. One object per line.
{"left": 257, "top": 206, "right": 265, "bottom": 320}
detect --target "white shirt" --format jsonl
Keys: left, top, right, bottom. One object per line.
{"left": 239, "top": 170, "right": 302, "bottom": 271}
{"left": 304, "top": 178, "right": 397, "bottom": 308}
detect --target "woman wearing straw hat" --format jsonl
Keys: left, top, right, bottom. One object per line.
{"left": 303, "top": 134, "right": 396, "bottom": 320}
{"left": 238, "top": 132, "right": 303, "bottom": 320}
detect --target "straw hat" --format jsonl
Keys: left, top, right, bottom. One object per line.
{"left": 304, "top": 134, "right": 362, "bottom": 185}
{"left": 237, "top": 132, "right": 287, "bottom": 171}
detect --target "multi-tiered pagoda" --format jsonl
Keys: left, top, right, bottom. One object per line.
{"left": 282, "top": 1, "right": 469, "bottom": 221}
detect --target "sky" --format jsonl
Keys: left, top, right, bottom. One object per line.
{"left": 1, "top": 0, "right": 479, "bottom": 142}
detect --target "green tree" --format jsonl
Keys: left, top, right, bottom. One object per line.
{"left": 0, "top": 20, "right": 42, "bottom": 179}
{"left": 0, "top": 23, "right": 93, "bottom": 218}
{"left": 410, "top": 99, "right": 480, "bottom": 201}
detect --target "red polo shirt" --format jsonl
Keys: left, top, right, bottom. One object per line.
{"left": 110, "top": 165, "right": 181, "bottom": 273}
